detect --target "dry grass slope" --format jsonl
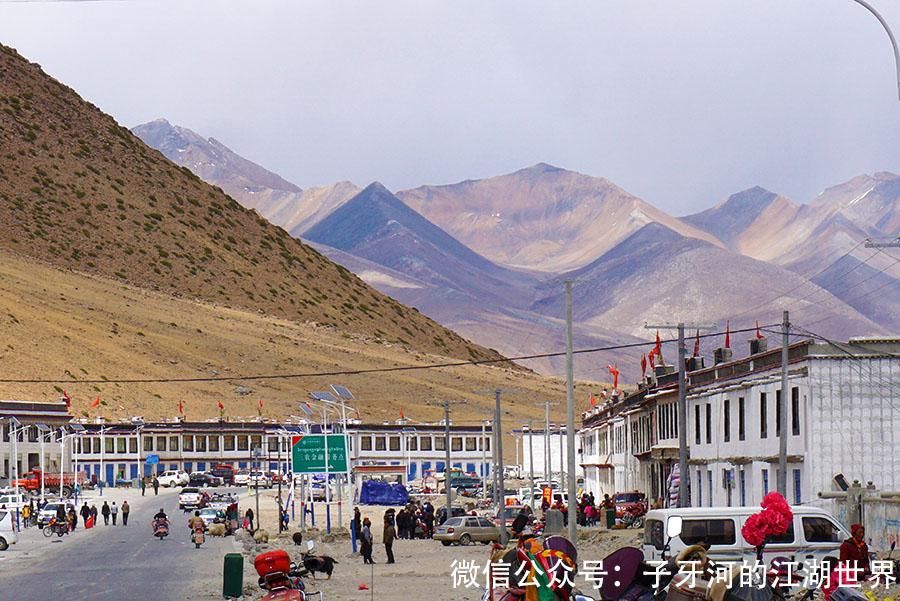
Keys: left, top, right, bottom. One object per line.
{"left": 0, "top": 44, "right": 501, "bottom": 365}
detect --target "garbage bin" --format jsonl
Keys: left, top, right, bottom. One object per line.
{"left": 605, "top": 508, "right": 616, "bottom": 529}
{"left": 223, "top": 552, "right": 244, "bottom": 598}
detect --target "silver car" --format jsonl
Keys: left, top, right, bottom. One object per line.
{"left": 434, "top": 516, "right": 500, "bottom": 546}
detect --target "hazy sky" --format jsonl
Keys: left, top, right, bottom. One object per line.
{"left": 1, "top": 0, "right": 899, "bottom": 215}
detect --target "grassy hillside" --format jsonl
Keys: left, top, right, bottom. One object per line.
{"left": 0, "top": 44, "right": 501, "bottom": 364}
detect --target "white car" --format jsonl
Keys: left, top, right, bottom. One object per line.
{"left": 248, "top": 471, "right": 272, "bottom": 489}
{"left": 233, "top": 470, "right": 251, "bottom": 486}
{"left": 178, "top": 487, "right": 206, "bottom": 510}
{"left": 0, "top": 493, "right": 28, "bottom": 511}
{"left": 0, "top": 509, "right": 19, "bottom": 550}
{"left": 157, "top": 470, "right": 189, "bottom": 488}
{"left": 36, "top": 502, "right": 70, "bottom": 528}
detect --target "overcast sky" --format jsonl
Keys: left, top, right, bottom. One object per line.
{"left": 1, "top": 0, "right": 899, "bottom": 215}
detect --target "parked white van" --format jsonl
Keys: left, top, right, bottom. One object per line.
{"left": 0, "top": 508, "right": 20, "bottom": 550}
{"left": 643, "top": 506, "right": 849, "bottom": 566}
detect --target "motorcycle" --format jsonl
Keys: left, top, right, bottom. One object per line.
{"left": 256, "top": 550, "right": 322, "bottom": 601}
{"left": 191, "top": 523, "right": 205, "bottom": 549}
{"left": 42, "top": 517, "right": 69, "bottom": 538}
{"left": 152, "top": 517, "right": 169, "bottom": 540}
{"left": 620, "top": 509, "right": 645, "bottom": 529}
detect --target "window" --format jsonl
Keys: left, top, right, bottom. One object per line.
{"left": 224, "top": 436, "right": 235, "bottom": 451}
{"left": 803, "top": 517, "right": 841, "bottom": 543}
{"left": 739, "top": 469, "right": 746, "bottom": 506}
{"left": 484, "top": 436, "right": 490, "bottom": 452}
{"left": 695, "top": 406, "right": 701, "bottom": 445}
{"left": 129, "top": 438, "right": 137, "bottom": 454}
{"left": 776, "top": 390, "right": 782, "bottom": 437}
{"left": 707, "top": 470, "right": 713, "bottom": 507}
{"left": 116, "top": 437, "right": 126, "bottom": 453}
{"left": 374, "top": 436, "right": 386, "bottom": 451}
{"left": 237, "top": 435, "right": 248, "bottom": 451}
{"left": 466, "top": 437, "right": 477, "bottom": 451}
{"left": 196, "top": 436, "right": 206, "bottom": 452}
{"left": 478, "top": 518, "right": 494, "bottom": 528}
{"left": 183, "top": 435, "right": 194, "bottom": 452}
{"left": 361, "top": 436, "right": 372, "bottom": 451}
{"left": 705, "top": 404, "right": 712, "bottom": 444}
{"left": 94, "top": 438, "right": 101, "bottom": 454}
{"left": 157, "top": 436, "right": 168, "bottom": 452}
{"left": 762, "top": 469, "right": 769, "bottom": 495}
{"left": 267, "top": 437, "right": 280, "bottom": 452}
{"left": 389, "top": 436, "right": 400, "bottom": 451}
{"left": 738, "top": 397, "right": 746, "bottom": 441}
{"left": 723, "top": 399, "right": 731, "bottom": 442}
{"left": 435, "top": 437, "right": 446, "bottom": 451}
{"left": 760, "top": 392, "right": 768, "bottom": 439}
{"left": 209, "top": 436, "right": 219, "bottom": 452}
{"left": 250, "top": 435, "right": 262, "bottom": 449}
{"left": 793, "top": 469, "right": 802, "bottom": 505}
{"left": 420, "top": 436, "right": 432, "bottom": 451}
{"left": 144, "top": 437, "right": 154, "bottom": 452}
{"left": 407, "top": 436, "right": 417, "bottom": 451}
{"left": 768, "top": 521, "right": 795, "bottom": 544}
{"left": 169, "top": 436, "right": 179, "bottom": 451}
{"left": 697, "top": 469, "right": 703, "bottom": 507}
{"left": 105, "top": 437, "right": 114, "bottom": 453}
{"left": 681, "top": 519, "right": 736, "bottom": 546}
{"left": 791, "top": 387, "right": 800, "bottom": 436}
{"left": 451, "top": 437, "right": 463, "bottom": 452}
{"left": 645, "top": 519, "right": 665, "bottom": 550}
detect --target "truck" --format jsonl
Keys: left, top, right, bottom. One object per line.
{"left": 12, "top": 469, "right": 85, "bottom": 498}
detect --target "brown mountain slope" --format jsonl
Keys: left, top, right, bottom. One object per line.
{"left": 0, "top": 249, "right": 570, "bottom": 439}
{"left": 0, "top": 44, "right": 500, "bottom": 364}
{"left": 398, "top": 163, "right": 722, "bottom": 272}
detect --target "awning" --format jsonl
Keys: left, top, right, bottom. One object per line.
{"left": 650, "top": 445, "right": 680, "bottom": 460}
{"left": 580, "top": 454, "right": 613, "bottom": 469}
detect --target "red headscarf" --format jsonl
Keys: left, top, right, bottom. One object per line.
{"left": 851, "top": 523, "right": 864, "bottom": 538}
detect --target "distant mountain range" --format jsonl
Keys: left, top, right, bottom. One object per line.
{"left": 135, "top": 119, "right": 899, "bottom": 379}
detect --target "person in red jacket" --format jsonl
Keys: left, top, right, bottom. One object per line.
{"left": 839, "top": 523, "right": 871, "bottom": 578}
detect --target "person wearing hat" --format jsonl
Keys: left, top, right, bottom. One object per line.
{"left": 839, "top": 523, "right": 871, "bottom": 578}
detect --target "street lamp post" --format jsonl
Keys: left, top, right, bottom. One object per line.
{"left": 850, "top": 0, "right": 900, "bottom": 100}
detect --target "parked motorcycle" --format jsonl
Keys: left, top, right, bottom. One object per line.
{"left": 256, "top": 549, "right": 322, "bottom": 601}
{"left": 42, "top": 517, "right": 68, "bottom": 538}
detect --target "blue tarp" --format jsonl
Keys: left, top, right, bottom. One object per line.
{"left": 359, "top": 480, "right": 409, "bottom": 505}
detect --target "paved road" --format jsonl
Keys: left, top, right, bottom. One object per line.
{"left": 0, "top": 486, "right": 244, "bottom": 599}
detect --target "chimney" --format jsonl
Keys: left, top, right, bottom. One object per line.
{"left": 686, "top": 356, "right": 705, "bottom": 371}
{"left": 713, "top": 347, "right": 733, "bottom": 365}
{"left": 750, "top": 336, "right": 767, "bottom": 355}
{"left": 654, "top": 364, "right": 675, "bottom": 376}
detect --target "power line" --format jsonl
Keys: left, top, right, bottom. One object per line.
{"left": 0, "top": 324, "right": 773, "bottom": 385}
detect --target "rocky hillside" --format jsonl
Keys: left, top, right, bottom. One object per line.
{"left": 0, "top": 44, "right": 503, "bottom": 364}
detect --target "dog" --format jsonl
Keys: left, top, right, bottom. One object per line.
{"left": 292, "top": 532, "right": 303, "bottom": 546}
{"left": 302, "top": 553, "right": 338, "bottom": 579}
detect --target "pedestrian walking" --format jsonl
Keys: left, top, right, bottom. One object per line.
{"left": 80, "top": 502, "right": 90, "bottom": 526}
{"left": 245, "top": 507, "right": 255, "bottom": 531}
{"left": 383, "top": 517, "right": 396, "bottom": 564}
{"left": 90, "top": 503, "right": 98, "bottom": 527}
{"left": 361, "top": 517, "right": 374, "bottom": 564}
{"left": 141, "top": 477, "right": 146, "bottom": 497}
{"left": 353, "top": 507, "right": 362, "bottom": 541}
{"left": 152, "top": 477, "right": 159, "bottom": 495}
{"left": 101, "top": 501, "right": 110, "bottom": 526}
{"left": 121, "top": 501, "right": 130, "bottom": 526}
{"left": 111, "top": 501, "right": 118, "bottom": 526}
{"left": 21, "top": 504, "right": 30, "bottom": 528}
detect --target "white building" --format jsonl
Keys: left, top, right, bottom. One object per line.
{"left": 519, "top": 426, "right": 583, "bottom": 482}
{"left": 0, "top": 399, "right": 71, "bottom": 480}
{"left": 687, "top": 337, "right": 900, "bottom": 508}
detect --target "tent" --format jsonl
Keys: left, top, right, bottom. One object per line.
{"left": 359, "top": 479, "right": 409, "bottom": 505}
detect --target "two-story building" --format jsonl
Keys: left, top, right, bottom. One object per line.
{"left": 0, "top": 399, "right": 72, "bottom": 479}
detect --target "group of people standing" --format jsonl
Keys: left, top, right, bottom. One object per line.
{"left": 353, "top": 501, "right": 437, "bottom": 565}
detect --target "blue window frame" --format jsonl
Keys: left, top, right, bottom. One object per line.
{"left": 184, "top": 462, "right": 193, "bottom": 474}
{"left": 197, "top": 462, "right": 206, "bottom": 472}
{"left": 466, "top": 463, "right": 476, "bottom": 473}
{"left": 793, "top": 469, "right": 802, "bottom": 504}
{"left": 707, "top": 470, "right": 713, "bottom": 507}
{"left": 762, "top": 469, "right": 769, "bottom": 495}
{"left": 436, "top": 461, "right": 445, "bottom": 472}
{"left": 408, "top": 463, "right": 417, "bottom": 480}
{"left": 740, "top": 470, "right": 747, "bottom": 506}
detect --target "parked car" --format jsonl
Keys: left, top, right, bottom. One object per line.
{"left": 436, "top": 506, "right": 467, "bottom": 525}
{"left": 198, "top": 507, "right": 226, "bottom": 529}
{"left": 157, "top": 470, "right": 189, "bottom": 488}
{"left": 233, "top": 470, "right": 251, "bottom": 486}
{"left": 0, "top": 493, "right": 27, "bottom": 511}
{"left": 248, "top": 471, "right": 272, "bottom": 489}
{"left": 494, "top": 505, "right": 533, "bottom": 529}
{"left": 434, "top": 516, "right": 500, "bottom": 546}
{"left": 614, "top": 491, "right": 648, "bottom": 519}
{"left": 178, "top": 487, "right": 208, "bottom": 510}
{"left": 189, "top": 472, "right": 222, "bottom": 488}
{"left": 449, "top": 477, "right": 483, "bottom": 497}
{"left": 643, "top": 506, "right": 849, "bottom": 565}
{"left": 207, "top": 493, "right": 238, "bottom": 511}
{"left": 310, "top": 482, "right": 332, "bottom": 501}
{"left": 210, "top": 464, "right": 235, "bottom": 485}
{"left": 36, "top": 502, "right": 69, "bottom": 527}
{"left": 0, "top": 508, "right": 19, "bottom": 550}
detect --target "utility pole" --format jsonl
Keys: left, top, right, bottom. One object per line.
{"left": 535, "top": 401, "right": 559, "bottom": 482}
{"left": 493, "top": 388, "right": 508, "bottom": 546}
{"left": 426, "top": 399, "right": 466, "bottom": 522}
{"left": 565, "top": 280, "right": 577, "bottom": 543}
{"left": 778, "top": 310, "right": 790, "bottom": 496}
{"left": 645, "top": 322, "right": 714, "bottom": 507}
{"left": 526, "top": 421, "right": 535, "bottom": 510}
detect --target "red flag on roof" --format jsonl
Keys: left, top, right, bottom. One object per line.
{"left": 399, "top": 408, "right": 405, "bottom": 419}
{"left": 62, "top": 390, "right": 72, "bottom": 410}
{"left": 589, "top": 393, "right": 597, "bottom": 407}
{"left": 693, "top": 330, "right": 700, "bottom": 357}
{"left": 217, "top": 400, "right": 224, "bottom": 414}
{"left": 355, "top": 407, "right": 361, "bottom": 420}
{"left": 654, "top": 331, "right": 662, "bottom": 355}
{"left": 756, "top": 320, "right": 764, "bottom": 340}
{"left": 90, "top": 395, "right": 101, "bottom": 409}
{"left": 725, "top": 321, "right": 731, "bottom": 349}
{"left": 640, "top": 354, "right": 647, "bottom": 377}
{"left": 648, "top": 348, "right": 657, "bottom": 368}
{"left": 607, "top": 364, "right": 620, "bottom": 390}
{"left": 178, "top": 399, "right": 184, "bottom": 415}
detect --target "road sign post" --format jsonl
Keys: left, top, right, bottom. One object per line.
{"left": 291, "top": 435, "right": 348, "bottom": 473}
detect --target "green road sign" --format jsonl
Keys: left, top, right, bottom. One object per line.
{"left": 291, "top": 434, "right": 347, "bottom": 473}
